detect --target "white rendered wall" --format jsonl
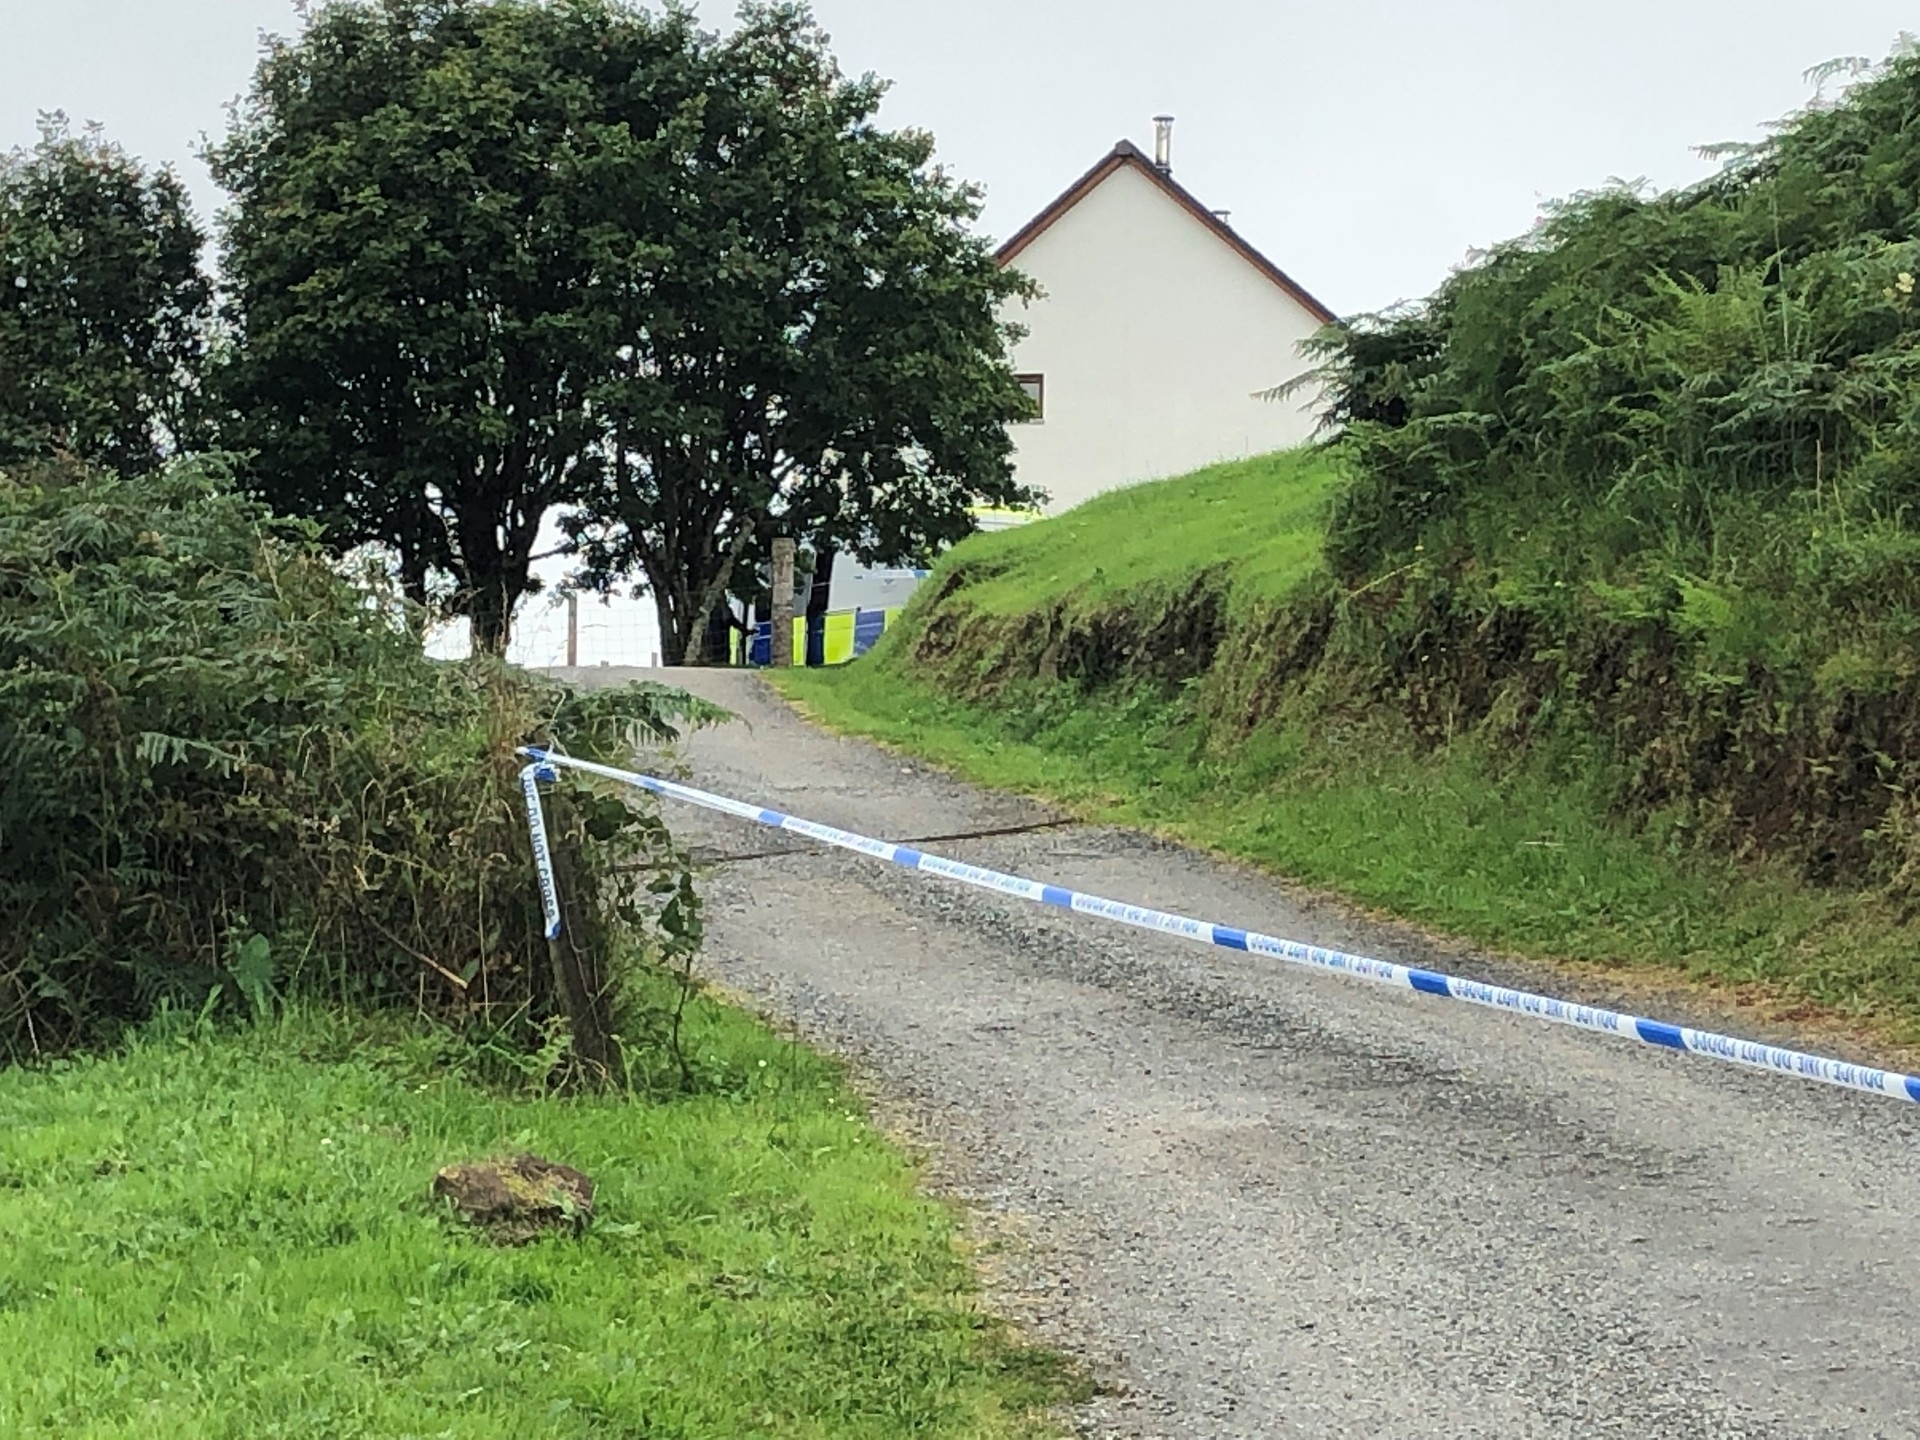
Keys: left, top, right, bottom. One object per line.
{"left": 1003, "top": 163, "right": 1326, "bottom": 514}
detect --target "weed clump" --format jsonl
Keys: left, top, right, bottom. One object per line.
{"left": 0, "top": 459, "right": 709, "bottom": 1063}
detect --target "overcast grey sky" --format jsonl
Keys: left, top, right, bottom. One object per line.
{"left": 2, "top": 1, "right": 1914, "bottom": 315}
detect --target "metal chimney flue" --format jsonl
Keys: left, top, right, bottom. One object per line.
{"left": 1153, "top": 115, "right": 1174, "bottom": 174}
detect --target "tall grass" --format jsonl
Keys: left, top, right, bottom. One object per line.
{"left": 1306, "top": 44, "right": 1920, "bottom": 674}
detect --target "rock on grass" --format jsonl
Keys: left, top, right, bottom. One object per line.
{"left": 431, "top": 1154, "right": 595, "bottom": 1244}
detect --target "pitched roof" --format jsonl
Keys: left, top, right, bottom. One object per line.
{"left": 994, "top": 139, "right": 1338, "bottom": 326}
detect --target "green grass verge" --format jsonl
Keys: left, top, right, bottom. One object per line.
{"left": 0, "top": 992, "right": 1080, "bottom": 1439}
{"left": 778, "top": 672, "right": 1915, "bottom": 1013}
{"left": 776, "top": 450, "right": 1920, "bottom": 1048}
{"left": 934, "top": 449, "right": 1342, "bottom": 615}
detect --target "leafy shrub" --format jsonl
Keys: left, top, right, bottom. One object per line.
{"left": 0, "top": 459, "right": 710, "bottom": 1063}
{"left": 1305, "top": 45, "right": 1920, "bottom": 596}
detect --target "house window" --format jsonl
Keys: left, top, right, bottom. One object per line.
{"left": 1015, "top": 373, "right": 1044, "bottom": 422}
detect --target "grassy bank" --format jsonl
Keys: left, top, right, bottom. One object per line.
{"left": 0, "top": 989, "right": 1079, "bottom": 1439}
{"left": 779, "top": 452, "right": 1920, "bottom": 1047}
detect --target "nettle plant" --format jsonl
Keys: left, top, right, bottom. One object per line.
{"left": 0, "top": 458, "right": 713, "bottom": 1075}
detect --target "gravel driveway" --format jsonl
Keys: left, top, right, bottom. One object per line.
{"left": 575, "top": 667, "right": 1920, "bottom": 1438}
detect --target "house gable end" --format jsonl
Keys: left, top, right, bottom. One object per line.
{"left": 995, "top": 140, "right": 1336, "bottom": 326}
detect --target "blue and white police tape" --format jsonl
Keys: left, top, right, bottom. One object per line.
{"left": 519, "top": 745, "right": 1920, "bottom": 1108}
{"left": 517, "top": 760, "right": 564, "bottom": 941}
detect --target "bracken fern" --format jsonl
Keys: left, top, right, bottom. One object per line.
{"left": 0, "top": 457, "right": 714, "bottom": 1064}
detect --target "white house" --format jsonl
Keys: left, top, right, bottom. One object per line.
{"left": 471, "top": 122, "right": 1335, "bottom": 665}
{"left": 998, "top": 119, "right": 1336, "bottom": 515}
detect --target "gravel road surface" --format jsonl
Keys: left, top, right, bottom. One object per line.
{"left": 575, "top": 667, "right": 1920, "bottom": 1438}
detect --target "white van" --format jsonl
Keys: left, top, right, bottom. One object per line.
{"left": 824, "top": 506, "right": 1037, "bottom": 614}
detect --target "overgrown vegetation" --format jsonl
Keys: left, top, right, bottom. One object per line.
{"left": 0, "top": 999, "right": 1081, "bottom": 1437}
{"left": 0, "top": 459, "right": 709, "bottom": 1065}
{"left": 0, "top": 445, "right": 1084, "bottom": 1437}
{"left": 1295, "top": 43, "right": 1920, "bottom": 890}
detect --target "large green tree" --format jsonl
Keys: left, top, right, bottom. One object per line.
{"left": 213, "top": 0, "right": 1033, "bottom": 658}
{"left": 0, "top": 118, "right": 211, "bottom": 474}
{"left": 564, "top": 4, "right": 1036, "bottom": 664}
{"left": 210, "top": 0, "right": 701, "bottom": 650}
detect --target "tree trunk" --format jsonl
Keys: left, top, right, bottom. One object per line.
{"left": 653, "top": 597, "right": 684, "bottom": 666}
{"left": 806, "top": 545, "right": 837, "bottom": 625}
{"left": 468, "top": 579, "right": 512, "bottom": 655}
{"left": 681, "top": 519, "right": 756, "bottom": 667}
{"left": 804, "top": 544, "right": 836, "bottom": 667}
{"left": 454, "top": 484, "right": 538, "bottom": 657}
{"left": 650, "top": 571, "right": 694, "bottom": 666}
{"left": 398, "top": 553, "right": 431, "bottom": 610}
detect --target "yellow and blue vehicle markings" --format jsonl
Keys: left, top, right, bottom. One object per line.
{"left": 740, "top": 607, "right": 902, "bottom": 667}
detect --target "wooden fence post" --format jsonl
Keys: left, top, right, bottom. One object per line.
{"left": 546, "top": 837, "right": 621, "bottom": 1084}
{"left": 770, "top": 537, "right": 796, "bottom": 669}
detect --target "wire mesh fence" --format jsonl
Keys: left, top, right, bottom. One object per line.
{"left": 426, "top": 589, "right": 665, "bottom": 670}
